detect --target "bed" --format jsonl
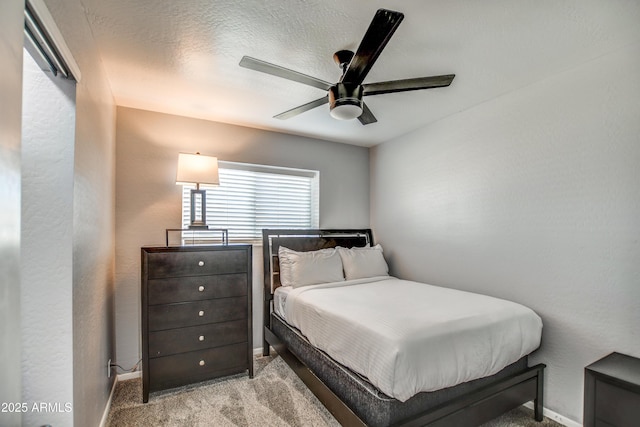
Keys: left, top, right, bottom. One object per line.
{"left": 262, "top": 229, "right": 545, "bottom": 427}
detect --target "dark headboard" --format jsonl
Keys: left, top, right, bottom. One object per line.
{"left": 261, "top": 228, "right": 372, "bottom": 354}
{"left": 262, "top": 228, "right": 373, "bottom": 297}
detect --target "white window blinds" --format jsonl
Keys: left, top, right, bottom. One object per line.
{"left": 181, "top": 161, "right": 319, "bottom": 242}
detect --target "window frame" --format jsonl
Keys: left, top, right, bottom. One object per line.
{"left": 180, "top": 160, "right": 319, "bottom": 244}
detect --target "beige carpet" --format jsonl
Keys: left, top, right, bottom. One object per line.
{"left": 107, "top": 355, "right": 563, "bottom": 427}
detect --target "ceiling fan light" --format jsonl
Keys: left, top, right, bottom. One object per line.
{"left": 329, "top": 83, "right": 364, "bottom": 120}
{"left": 330, "top": 101, "right": 363, "bottom": 120}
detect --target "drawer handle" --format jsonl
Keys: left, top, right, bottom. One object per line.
{"left": 199, "top": 335, "right": 205, "bottom": 342}
{"left": 198, "top": 285, "right": 205, "bottom": 292}
{"left": 198, "top": 310, "right": 205, "bottom": 317}
{"left": 199, "top": 360, "right": 205, "bottom": 366}
{"left": 198, "top": 261, "right": 205, "bottom": 267}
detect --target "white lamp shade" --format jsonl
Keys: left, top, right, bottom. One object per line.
{"left": 176, "top": 153, "right": 220, "bottom": 185}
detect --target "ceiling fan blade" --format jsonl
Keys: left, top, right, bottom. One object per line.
{"left": 358, "top": 103, "right": 377, "bottom": 125}
{"left": 274, "top": 96, "right": 329, "bottom": 120}
{"left": 240, "top": 56, "right": 332, "bottom": 91}
{"left": 341, "top": 9, "right": 404, "bottom": 85}
{"left": 363, "top": 74, "right": 455, "bottom": 96}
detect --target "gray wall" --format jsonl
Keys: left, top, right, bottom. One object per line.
{"left": 0, "top": 0, "right": 24, "bottom": 426}
{"left": 37, "top": 1, "right": 117, "bottom": 425}
{"left": 370, "top": 42, "right": 640, "bottom": 423}
{"left": 21, "top": 50, "right": 76, "bottom": 427}
{"left": 115, "top": 106, "right": 370, "bottom": 369}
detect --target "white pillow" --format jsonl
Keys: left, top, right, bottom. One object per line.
{"left": 278, "top": 246, "right": 345, "bottom": 288}
{"left": 337, "top": 244, "right": 389, "bottom": 280}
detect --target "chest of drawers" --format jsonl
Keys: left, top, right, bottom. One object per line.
{"left": 584, "top": 352, "right": 640, "bottom": 427}
{"left": 141, "top": 245, "right": 253, "bottom": 402}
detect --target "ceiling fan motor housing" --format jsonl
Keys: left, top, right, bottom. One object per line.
{"left": 329, "top": 83, "right": 363, "bottom": 120}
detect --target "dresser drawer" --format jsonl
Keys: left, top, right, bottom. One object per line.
{"left": 148, "top": 296, "right": 247, "bottom": 331}
{"left": 148, "top": 319, "right": 248, "bottom": 358}
{"left": 148, "top": 273, "right": 247, "bottom": 305}
{"left": 594, "top": 380, "right": 640, "bottom": 426}
{"left": 149, "top": 342, "right": 248, "bottom": 392}
{"left": 141, "top": 245, "right": 253, "bottom": 402}
{"left": 147, "top": 250, "right": 247, "bottom": 279}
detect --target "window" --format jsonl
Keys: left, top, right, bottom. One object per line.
{"left": 181, "top": 161, "right": 319, "bottom": 243}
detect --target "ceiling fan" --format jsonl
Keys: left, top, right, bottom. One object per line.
{"left": 239, "top": 8, "right": 455, "bottom": 125}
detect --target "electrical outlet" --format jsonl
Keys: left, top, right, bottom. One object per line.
{"left": 108, "top": 358, "right": 112, "bottom": 378}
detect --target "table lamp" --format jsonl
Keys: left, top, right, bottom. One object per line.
{"left": 176, "top": 152, "right": 219, "bottom": 229}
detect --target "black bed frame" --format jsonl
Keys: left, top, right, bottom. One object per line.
{"left": 262, "top": 228, "right": 545, "bottom": 427}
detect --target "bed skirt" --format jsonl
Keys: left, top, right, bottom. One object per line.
{"left": 270, "top": 313, "right": 531, "bottom": 427}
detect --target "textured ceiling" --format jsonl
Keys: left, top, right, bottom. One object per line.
{"left": 72, "top": 0, "right": 640, "bottom": 146}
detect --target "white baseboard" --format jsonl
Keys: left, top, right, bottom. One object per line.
{"left": 99, "top": 370, "right": 142, "bottom": 427}
{"left": 99, "top": 377, "right": 118, "bottom": 427}
{"left": 523, "top": 402, "right": 581, "bottom": 427}
{"left": 253, "top": 346, "right": 275, "bottom": 357}
{"left": 117, "top": 370, "right": 142, "bottom": 381}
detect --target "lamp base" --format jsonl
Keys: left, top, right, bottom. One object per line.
{"left": 187, "top": 223, "right": 209, "bottom": 230}
{"left": 189, "top": 188, "right": 208, "bottom": 230}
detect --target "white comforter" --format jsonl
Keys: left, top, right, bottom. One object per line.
{"left": 283, "top": 276, "right": 542, "bottom": 402}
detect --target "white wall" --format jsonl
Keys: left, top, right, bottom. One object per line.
{"left": 0, "top": 0, "right": 24, "bottom": 426}
{"left": 371, "top": 41, "right": 640, "bottom": 423}
{"left": 115, "top": 106, "right": 370, "bottom": 369}
{"left": 21, "top": 50, "right": 76, "bottom": 427}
